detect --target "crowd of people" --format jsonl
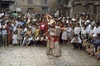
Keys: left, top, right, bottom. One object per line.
{"left": 0, "top": 10, "right": 100, "bottom": 59}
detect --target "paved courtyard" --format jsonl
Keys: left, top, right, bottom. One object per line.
{"left": 0, "top": 45, "right": 100, "bottom": 66}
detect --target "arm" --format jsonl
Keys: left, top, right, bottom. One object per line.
{"left": 71, "top": 38, "right": 75, "bottom": 43}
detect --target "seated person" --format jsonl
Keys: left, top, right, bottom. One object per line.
{"left": 86, "top": 44, "right": 95, "bottom": 56}
{"left": 22, "top": 35, "right": 33, "bottom": 46}
{"left": 34, "top": 36, "right": 40, "bottom": 46}
{"left": 71, "top": 34, "right": 82, "bottom": 49}
{"left": 40, "top": 36, "right": 47, "bottom": 46}
{"left": 91, "top": 34, "right": 100, "bottom": 52}
{"left": 82, "top": 39, "right": 91, "bottom": 50}
{"left": 95, "top": 46, "right": 100, "bottom": 62}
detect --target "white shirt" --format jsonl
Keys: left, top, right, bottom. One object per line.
{"left": 66, "top": 20, "right": 69, "bottom": 23}
{"left": 81, "top": 27, "right": 87, "bottom": 35}
{"left": 78, "top": 18, "right": 82, "bottom": 26}
{"left": 97, "top": 26, "right": 100, "bottom": 34}
{"left": 85, "top": 20, "right": 90, "bottom": 25}
{"left": 24, "top": 28, "right": 27, "bottom": 32}
{"left": 93, "top": 26, "right": 98, "bottom": 35}
{"left": 13, "top": 26, "right": 17, "bottom": 32}
{"left": 71, "top": 37, "right": 82, "bottom": 43}
{"left": 67, "top": 27, "right": 72, "bottom": 33}
{"left": 28, "top": 37, "right": 33, "bottom": 41}
{"left": 74, "top": 27, "right": 81, "bottom": 34}
{"left": 12, "top": 34, "right": 18, "bottom": 40}
{"left": 91, "top": 21, "right": 95, "bottom": 25}
{"left": 25, "top": 13, "right": 31, "bottom": 18}
{"left": 86, "top": 24, "right": 91, "bottom": 34}
{"left": 89, "top": 29, "right": 94, "bottom": 36}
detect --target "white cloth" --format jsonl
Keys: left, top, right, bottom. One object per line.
{"left": 61, "top": 28, "right": 67, "bottom": 40}
{"left": 67, "top": 27, "right": 72, "bottom": 33}
{"left": 85, "top": 20, "right": 90, "bottom": 25}
{"left": 78, "top": 18, "right": 82, "bottom": 26}
{"left": 66, "top": 20, "right": 69, "bottom": 23}
{"left": 31, "top": 27, "right": 36, "bottom": 34}
{"left": 35, "top": 37, "right": 40, "bottom": 41}
{"left": 67, "top": 27, "right": 73, "bottom": 38}
{"left": 0, "top": 23, "right": 2, "bottom": 28}
{"left": 71, "top": 37, "right": 82, "bottom": 43}
{"left": 74, "top": 27, "right": 80, "bottom": 34}
{"left": 29, "top": 25, "right": 32, "bottom": 28}
{"left": 28, "top": 37, "right": 33, "bottom": 41}
{"left": 62, "top": 17, "right": 65, "bottom": 22}
{"left": 86, "top": 24, "right": 91, "bottom": 34}
{"left": 41, "top": 37, "right": 44, "bottom": 41}
{"left": 49, "top": 28, "right": 55, "bottom": 36}
{"left": 24, "top": 28, "right": 27, "bottom": 32}
{"left": 97, "top": 26, "right": 100, "bottom": 34}
{"left": 93, "top": 26, "right": 98, "bottom": 35}
{"left": 12, "top": 34, "right": 18, "bottom": 44}
{"left": 81, "top": 27, "right": 87, "bottom": 35}
{"left": 91, "top": 21, "right": 95, "bottom": 25}
{"left": 27, "top": 18, "right": 31, "bottom": 23}
{"left": 89, "top": 30, "right": 94, "bottom": 36}
{"left": 13, "top": 26, "right": 17, "bottom": 32}
{"left": 25, "top": 13, "right": 31, "bottom": 18}
{"left": 55, "top": 10, "right": 59, "bottom": 17}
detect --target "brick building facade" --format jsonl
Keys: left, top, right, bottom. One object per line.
{"left": 61, "top": 0, "right": 100, "bottom": 21}
{"left": 14, "top": 0, "right": 62, "bottom": 14}
{"left": 73, "top": 0, "right": 100, "bottom": 21}
{"left": 0, "top": 0, "right": 62, "bottom": 15}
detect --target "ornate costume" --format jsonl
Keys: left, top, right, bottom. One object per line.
{"left": 46, "top": 26, "right": 62, "bottom": 57}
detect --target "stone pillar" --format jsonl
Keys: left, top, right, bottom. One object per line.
{"left": 70, "top": 7, "right": 73, "bottom": 18}
{"left": 96, "top": 6, "right": 99, "bottom": 21}
{"left": 9, "top": 3, "right": 15, "bottom": 11}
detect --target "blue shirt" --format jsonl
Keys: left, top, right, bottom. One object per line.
{"left": 92, "top": 39, "right": 100, "bottom": 47}
{"left": 1, "top": 29, "right": 7, "bottom": 35}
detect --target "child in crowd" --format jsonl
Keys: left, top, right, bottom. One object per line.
{"left": 81, "top": 26, "right": 87, "bottom": 39}
{"left": 1, "top": 26, "right": 7, "bottom": 46}
{"left": 34, "top": 26, "right": 40, "bottom": 46}
{"left": 31, "top": 24, "right": 36, "bottom": 35}
{"left": 22, "top": 35, "right": 30, "bottom": 46}
{"left": 17, "top": 24, "right": 23, "bottom": 45}
{"left": 61, "top": 25, "right": 67, "bottom": 44}
{"left": 67, "top": 24, "right": 73, "bottom": 44}
{"left": 73, "top": 23, "right": 81, "bottom": 36}
{"left": 26, "top": 28, "right": 33, "bottom": 46}
{"left": 12, "top": 31, "right": 18, "bottom": 45}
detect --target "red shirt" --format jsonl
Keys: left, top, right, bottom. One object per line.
{"left": 40, "top": 22, "right": 46, "bottom": 30}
